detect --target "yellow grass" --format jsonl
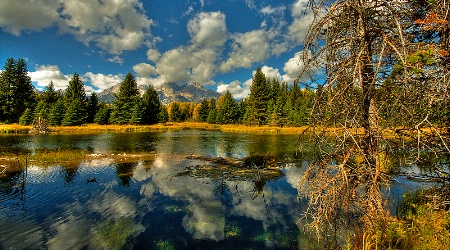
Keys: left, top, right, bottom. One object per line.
{"left": 0, "top": 122, "right": 446, "bottom": 137}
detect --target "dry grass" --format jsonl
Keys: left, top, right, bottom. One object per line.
{"left": 0, "top": 124, "right": 30, "bottom": 133}
{"left": 1, "top": 122, "right": 445, "bottom": 136}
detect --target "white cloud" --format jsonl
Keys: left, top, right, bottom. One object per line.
{"left": 245, "top": 0, "right": 256, "bottom": 9}
{"left": 133, "top": 63, "right": 157, "bottom": 77}
{"left": 287, "top": 0, "right": 316, "bottom": 44}
{"left": 0, "top": 0, "right": 60, "bottom": 36}
{"left": 136, "top": 76, "right": 165, "bottom": 89}
{"left": 83, "top": 72, "right": 123, "bottom": 92}
{"left": 281, "top": 50, "right": 320, "bottom": 83}
{"left": 187, "top": 12, "right": 227, "bottom": 47}
{"left": 155, "top": 45, "right": 220, "bottom": 84}
{"left": 0, "top": 0, "right": 154, "bottom": 54}
{"left": 107, "top": 55, "right": 124, "bottom": 64}
{"left": 261, "top": 65, "right": 282, "bottom": 82}
{"left": 260, "top": 5, "right": 286, "bottom": 15}
{"left": 220, "top": 30, "right": 269, "bottom": 72}
{"left": 146, "top": 49, "right": 161, "bottom": 62}
{"left": 29, "top": 65, "right": 70, "bottom": 90}
{"left": 216, "top": 80, "right": 249, "bottom": 99}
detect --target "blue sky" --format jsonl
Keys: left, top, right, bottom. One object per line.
{"left": 0, "top": 0, "right": 316, "bottom": 98}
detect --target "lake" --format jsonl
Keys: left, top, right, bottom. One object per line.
{"left": 0, "top": 130, "right": 425, "bottom": 249}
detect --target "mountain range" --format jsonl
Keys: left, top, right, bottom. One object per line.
{"left": 97, "top": 82, "right": 221, "bottom": 104}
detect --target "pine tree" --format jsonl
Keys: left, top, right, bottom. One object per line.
{"left": 62, "top": 73, "right": 87, "bottom": 125}
{"left": 207, "top": 98, "right": 217, "bottom": 124}
{"left": 35, "top": 82, "right": 59, "bottom": 120}
{"left": 158, "top": 105, "right": 169, "bottom": 124}
{"left": 140, "top": 85, "right": 161, "bottom": 124}
{"left": 216, "top": 91, "right": 239, "bottom": 124}
{"left": 169, "top": 102, "right": 182, "bottom": 122}
{"left": 198, "top": 98, "right": 210, "bottom": 122}
{"left": 48, "top": 99, "right": 66, "bottom": 126}
{"left": 94, "top": 103, "right": 111, "bottom": 125}
{"left": 246, "top": 67, "right": 270, "bottom": 126}
{"left": 62, "top": 99, "right": 86, "bottom": 126}
{"left": 110, "top": 73, "right": 140, "bottom": 124}
{"left": 19, "top": 108, "right": 34, "bottom": 125}
{"left": 86, "top": 93, "right": 99, "bottom": 123}
{"left": 0, "top": 58, "right": 36, "bottom": 123}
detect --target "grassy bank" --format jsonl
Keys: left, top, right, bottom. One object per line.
{"left": 1, "top": 123, "right": 444, "bottom": 138}
{"left": 0, "top": 122, "right": 312, "bottom": 134}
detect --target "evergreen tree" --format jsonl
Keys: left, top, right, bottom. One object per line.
{"left": 216, "top": 91, "right": 239, "bottom": 124}
{"left": 275, "top": 82, "right": 289, "bottom": 127}
{"left": 207, "top": 98, "right": 217, "bottom": 124}
{"left": 62, "top": 99, "right": 86, "bottom": 126}
{"left": 19, "top": 108, "right": 34, "bottom": 125}
{"left": 64, "top": 73, "right": 86, "bottom": 103}
{"left": 169, "top": 102, "right": 182, "bottom": 122}
{"left": 246, "top": 67, "right": 270, "bottom": 126}
{"left": 129, "top": 101, "right": 143, "bottom": 125}
{"left": 94, "top": 103, "right": 111, "bottom": 125}
{"left": 198, "top": 98, "right": 210, "bottom": 122}
{"left": 48, "top": 99, "right": 66, "bottom": 126}
{"left": 86, "top": 93, "right": 99, "bottom": 123}
{"left": 110, "top": 73, "right": 140, "bottom": 124}
{"left": 0, "top": 58, "right": 36, "bottom": 123}
{"left": 158, "top": 105, "right": 169, "bottom": 124}
{"left": 35, "top": 82, "right": 59, "bottom": 120}
{"left": 140, "top": 85, "right": 161, "bottom": 124}
{"left": 63, "top": 73, "right": 87, "bottom": 125}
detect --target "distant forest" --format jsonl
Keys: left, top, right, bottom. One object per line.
{"left": 0, "top": 57, "right": 446, "bottom": 127}
{"left": 0, "top": 58, "right": 314, "bottom": 127}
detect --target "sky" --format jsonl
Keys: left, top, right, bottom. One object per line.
{"left": 0, "top": 0, "right": 317, "bottom": 99}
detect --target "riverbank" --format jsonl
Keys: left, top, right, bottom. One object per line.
{"left": 1, "top": 122, "right": 443, "bottom": 139}
{"left": 0, "top": 122, "right": 312, "bottom": 134}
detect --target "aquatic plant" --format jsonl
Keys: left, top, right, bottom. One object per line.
{"left": 155, "top": 240, "right": 175, "bottom": 250}
{"left": 96, "top": 218, "right": 143, "bottom": 250}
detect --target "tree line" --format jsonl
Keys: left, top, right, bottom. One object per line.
{"left": 0, "top": 60, "right": 315, "bottom": 127}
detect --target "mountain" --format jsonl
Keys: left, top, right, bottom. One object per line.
{"left": 97, "top": 82, "right": 221, "bottom": 104}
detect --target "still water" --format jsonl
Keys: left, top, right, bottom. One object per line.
{"left": 0, "top": 130, "right": 312, "bottom": 249}
{"left": 0, "top": 130, "right": 425, "bottom": 249}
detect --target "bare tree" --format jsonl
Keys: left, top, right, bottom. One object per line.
{"left": 297, "top": 0, "right": 449, "bottom": 246}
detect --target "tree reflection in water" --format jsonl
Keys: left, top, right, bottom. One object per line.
{"left": 115, "top": 162, "right": 138, "bottom": 187}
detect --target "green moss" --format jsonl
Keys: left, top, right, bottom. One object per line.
{"left": 96, "top": 218, "right": 143, "bottom": 250}
{"left": 156, "top": 240, "right": 175, "bottom": 250}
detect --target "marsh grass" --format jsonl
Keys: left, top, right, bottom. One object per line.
{"left": 20, "top": 148, "right": 87, "bottom": 166}
{"left": 354, "top": 188, "right": 450, "bottom": 250}
{"left": 0, "top": 124, "right": 30, "bottom": 133}
{"left": 1, "top": 123, "right": 444, "bottom": 137}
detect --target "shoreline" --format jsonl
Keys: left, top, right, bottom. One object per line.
{"left": 0, "top": 122, "right": 444, "bottom": 138}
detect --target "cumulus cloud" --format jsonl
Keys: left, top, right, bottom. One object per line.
{"left": 220, "top": 30, "right": 269, "bottom": 73}
{"left": 287, "top": 0, "right": 316, "bottom": 44}
{"left": 282, "top": 51, "right": 304, "bottom": 83}
{"left": 146, "top": 49, "right": 161, "bottom": 62}
{"left": 281, "top": 50, "right": 321, "bottom": 84}
{"left": 133, "top": 63, "right": 157, "bottom": 77}
{"left": 260, "top": 5, "right": 286, "bottom": 15}
{"left": 245, "top": 0, "right": 256, "bottom": 9}
{"left": 0, "top": 0, "right": 60, "bottom": 35}
{"left": 29, "top": 65, "right": 70, "bottom": 90}
{"left": 60, "top": 0, "right": 153, "bottom": 54}
{"left": 0, "top": 0, "right": 154, "bottom": 54}
{"left": 217, "top": 80, "right": 249, "bottom": 99}
{"left": 107, "top": 55, "right": 124, "bottom": 64}
{"left": 156, "top": 45, "right": 219, "bottom": 84}
{"left": 83, "top": 72, "right": 123, "bottom": 91}
{"left": 261, "top": 65, "right": 282, "bottom": 82}
{"left": 187, "top": 12, "right": 227, "bottom": 48}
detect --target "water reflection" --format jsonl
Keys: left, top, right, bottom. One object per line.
{"left": 1, "top": 130, "right": 417, "bottom": 249}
